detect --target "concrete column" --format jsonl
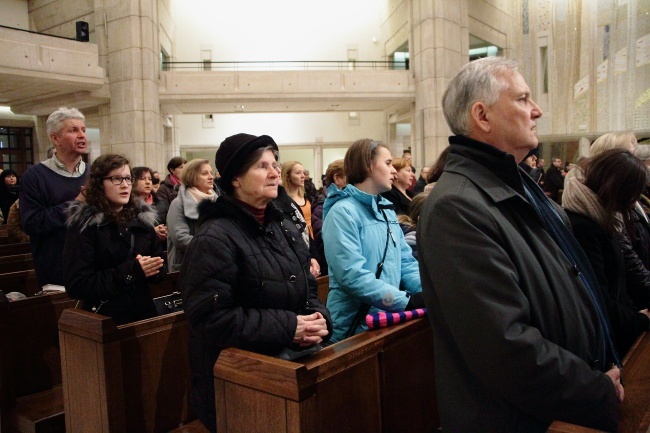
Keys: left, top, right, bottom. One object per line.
{"left": 411, "top": 0, "right": 468, "bottom": 165}
{"left": 99, "top": 0, "right": 164, "bottom": 170}
{"left": 34, "top": 115, "right": 50, "bottom": 162}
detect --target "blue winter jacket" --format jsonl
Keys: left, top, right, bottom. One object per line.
{"left": 322, "top": 184, "right": 422, "bottom": 343}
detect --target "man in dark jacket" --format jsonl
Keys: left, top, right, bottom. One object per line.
{"left": 544, "top": 157, "right": 564, "bottom": 202}
{"left": 417, "top": 57, "right": 623, "bottom": 433}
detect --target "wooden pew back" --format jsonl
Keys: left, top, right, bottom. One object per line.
{"left": 0, "top": 253, "right": 34, "bottom": 275}
{"left": 59, "top": 308, "right": 196, "bottom": 433}
{"left": 547, "top": 332, "right": 650, "bottom": 433}
{"left": 0, "top": 242, "right": 31, "bottom": 257}
{"left": 315, "top": 275, "right": 328, "bottom": 304}
{"left": 0, "top": 291, "right": 74, "bottom": 408}
{"left": 214, "top": 317, "right": 439, "bottom": 433}
{"left": 0, "top": 269, "right": 40, "bottom": 297}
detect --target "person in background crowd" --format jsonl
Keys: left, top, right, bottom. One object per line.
{"left": 157, "top": 156, "right": 187, "bottom": 208}
{"left": 381, "top": 157, "right": 416, "bottom": 215}
{"left": 418, "top": 57, "right": 622, "bottom": 433}
{"left": 64, "top": 154, "right": 165, "bottom": 325}
{"left": 518, "top": 149, "right": 536, "bottom": 175}
{"left": 166, "top": 159, "right": 217, "bottom": 272}
{"left": 535, "top": 157, "right": 546, "bottom": 186}
{"left": 402, "top": 150, "right": 416, "bottom": 190}
{"left": 412, "top": 166, "right": 430, "bottom": 194}
{"left": 277, "top": 161, "right": 321, "bottom": 278}
{"left": 131, "top": 166, "right": 168, "bottom": 241}
{"left": 397, "top": 191, "right": 429, "bottom": 261}
{"left": 0, "top": 169, "right": 19, "bottom": 226}
{"left": 151, "top": 176, "right": 161, "bottom": 193}
{"left": 323, "top": 139, "right": 424, "bottom": 343}
{"left": 152, "top": 171, "right": 161, "bottom": 181}
{"left": 636, "top": 144, "right": 650, "bottom": 218}
{"left": 562, "top": 149, "right": 650, "bottom": 356}
{"left": 425, "top": 146, "right": 451, "bottom": 193}
{"left": 7, "top": 200, "right": 28, "bottom": 243}
{"left": 312, "top": 159, "right": 347, "bottom": 276}
{"left": 544, "top": 157, "right": 564, "bottom": 202}
{"left": 20, "top": 107, "right": 89, "bottom": 287}
{"left": 303, "top": 168, "right": 318, "bottom": 204}
{"left": 282, "top": 161, "right": 314, "bottom": 240}
{"left": 181, "top": 133, "right": 331, "bottom": 433}
{"left": 564, "top": 132, "right": 650, "bottom": 312}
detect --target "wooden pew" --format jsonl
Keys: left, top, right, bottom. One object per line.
{"left": 0, "top": 269, "right": 40, "bottom": 297}
{"left": 315, "top": 275, "right": 328, "bottom": 304}
{"left": 0, "top": 242, "right": 30, "bottom": 257}
{"left": 214, "top": 317, "right": 439, "bottom": 433}
{"left": 150, "top": 270, "right": 181, "bottom": 299}
{"left": 0, "top": 253, "right": 33, "bottom": 275}
{"left": 547, "top": 332, "right": 650, "bottom": 433}
{"left": 0, "top": 290, "right": 76, "bottom": 433}
{"left": 58, "top": 308, "right": 206, "bottom": 433}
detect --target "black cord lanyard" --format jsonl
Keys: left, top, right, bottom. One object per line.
{"left": 345, "top": 206, "right": 396, "bottom": 339}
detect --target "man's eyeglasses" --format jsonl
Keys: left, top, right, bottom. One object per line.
{"left": 103, "top": 176, "right": 134, "bottom": 185}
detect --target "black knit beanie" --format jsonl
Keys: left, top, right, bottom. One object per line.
{"left": 215, "top": 133, "right": 278, "bottom": 194}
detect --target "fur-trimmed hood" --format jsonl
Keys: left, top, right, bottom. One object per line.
{"left": 66, "top": 199, "right": 158, "bottom": 232}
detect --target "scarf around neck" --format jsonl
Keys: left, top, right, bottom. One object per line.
{"left": 562, "top": 176, "right": 623, "bottom": 233}
{"left": 187, "top": 187, "right": 217, "bottom": 203}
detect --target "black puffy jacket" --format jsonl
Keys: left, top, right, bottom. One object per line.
{"left": 181, "top": 197, "right": 332, "bottom": 433}
{"left": 64, "top": 201, "right": 165, "bottom": 325}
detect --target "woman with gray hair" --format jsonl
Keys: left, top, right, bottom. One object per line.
{"left": 166, "top": 159, "right": 216, "bottom": 271}
{"left": 180, "top": 133, "right": 331, "bottom": 433}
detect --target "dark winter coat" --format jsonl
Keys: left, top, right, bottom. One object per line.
{"left": 0, "top": 184, "right": 18, "bottom": 225}
{"left": 380, "top": 185, "right": 414, "bottom": 215}
{"left": 157, "top": 174, "right": 179, "bottom": 208}
{"left": 566, "top": 210, "right": 650, "bottom": 356}
{"left": 544, "top": 165, "right": 564, "bottom": 202}
{"left": 418, "top": 136, "right": 619, "bottom": 433}
{"left": 64, "top": 201, "right": 165, "bottom": 325}
{"left": 627, "top": 206, "right": 650, "bottom": 309}
{"left": 181, "top": 197, "right": 332, "bottom": 433}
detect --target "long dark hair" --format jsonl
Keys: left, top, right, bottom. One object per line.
{"left": 83, "top": 154, "right": 139, "bottom": 224}
{"left": 582, "top": 148, "right": 647, "bottom": 237}
{"left": 428, "top": 147, "right": 451, "bottom": 183}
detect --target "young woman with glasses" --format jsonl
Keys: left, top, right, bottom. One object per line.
{"left": 64, "top": 154, "right": 166, "bottom": 325}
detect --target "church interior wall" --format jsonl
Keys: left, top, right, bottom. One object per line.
{"left": 0, "top": 0, "right": 29, "bottom": 29}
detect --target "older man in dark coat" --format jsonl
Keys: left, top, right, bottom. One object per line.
{"left": 417, "top": 57, "right": 622, "bottom": 433}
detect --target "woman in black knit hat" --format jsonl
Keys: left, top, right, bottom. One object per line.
{"left": 180, "top": 133, "right": 332, "bottom": 433}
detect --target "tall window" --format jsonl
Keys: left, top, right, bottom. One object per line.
{"left": 0, "top": 127, "right": 34, "bottom": 175}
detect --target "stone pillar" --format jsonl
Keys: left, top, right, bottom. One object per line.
{"left": 411, "top": 0, "right": 468, "bottom": 166}
{"left": 97, "top": 0, "right": 164, "bottom": 170}
{"left": 34, "top": 115, "right": 50, "bottom": 162}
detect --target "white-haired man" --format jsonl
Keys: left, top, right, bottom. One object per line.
{"left": 20, "top": 107, "right": 89, "bottom": 287}
{"left": 418, "top": 57, "right": 622, "bottom": 432}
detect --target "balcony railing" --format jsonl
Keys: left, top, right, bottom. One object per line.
{"left": 162, "top": 60, "right": 409, "bottom": 72}
{"left": 0, "top": 24, "right": 79, "bottom": 41}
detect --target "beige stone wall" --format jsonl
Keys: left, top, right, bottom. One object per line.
{"left": 28, "top": 0, "right": 94, "bottom": 40}
{"left": 524, "top": 0, "right": 650, "bottom": 142}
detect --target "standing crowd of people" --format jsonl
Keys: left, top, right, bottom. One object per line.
{"left": 8, "top": 56, "right": 649, "bottom": 433}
